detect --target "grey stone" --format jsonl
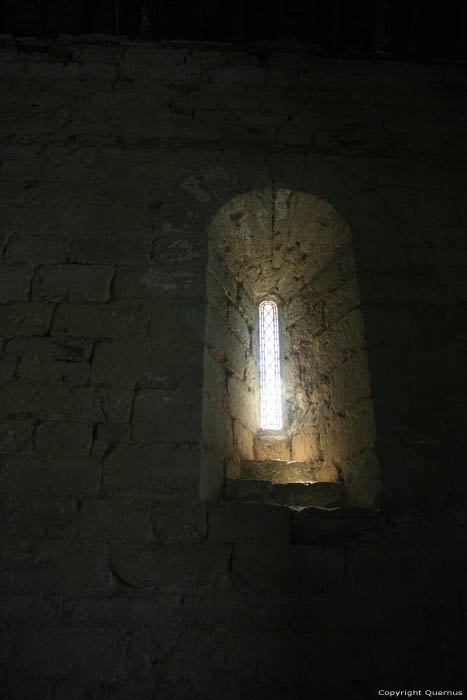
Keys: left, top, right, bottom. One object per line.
{"left": 32, "top": 264, "right": 113, "bottom": 302}
{"left": 79, "top": 496, "right": 153, "bottom": 542}
{"left": 209, "top": 501, "right": 291, "bottom": 544}
{"left": 151, "top": 497, "right": 207, "bottom": 543}
{"left": 109, "top": 542, "right": 231, "bottom": 591}
{"left": 35, "top": 421, "right": 92, "bottom": 457}
{"left": 0, "top": 419, "right": 34, "bottom": 453}
{"left": 70, "top": 226, "right": 152, "bottom": 265}
{"left": 103, "top": 443, "right": 201, "bottom": 494}
{"left": 232, "top": 543, "right": 347, "bottom": 594}
{"left": 16, "top": 355, "right": 90, "bottom": 386}
{"left": 5, "top": 336, "right": 93, "bottom": 362}
{"left": 53, "top": 301, "right": 150, "bottom": 339}
{"left": 0, "top": 383, "right": 132, "bottom": 422}
{"left": 132, "top": 389, "right": 202, "bottom": 443}
{"left": 5, "top": 233, "right": 71, "bottom": 265}
{"left": 0, "top": 303, "right": 54, "bottom": 336}
{"left": 0, "top": 454, "right": 100, "bottom": 497}
{"left": 0, "top": 354, "right": 17, "bottom": 383}
{"left": 113, "top": 265, "right": 204, "bottom": 299}
{"left": 13, "top": 627, "right": 125, "bottom": 680}
{"left": 1, "top": 495, "right": 79, "bottom": 541}
{"left": 240, "top": 459, "right": 320, "bottom": 483}
{"left": 225, "top": 479, "right": 345, "bottom": 508}
{"left": 292, "top": 507, "right": 382, "bottom": 544}
{"left": 92, "top": 339, "right": 177, "bottom": 388}
{"left": 0, "top": 265, "right": 32, "bottom": 302}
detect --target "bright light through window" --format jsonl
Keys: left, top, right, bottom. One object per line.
{"left": 259, "top": 300, "right": 282, "bottom": 430}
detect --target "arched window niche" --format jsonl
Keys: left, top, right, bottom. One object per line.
{"left": 200, "top": 188, "right": 381, "bottom": 509}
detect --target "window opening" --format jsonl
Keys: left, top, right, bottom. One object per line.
{"left": 259, "top": 300, "right": 282, "bottom": 430}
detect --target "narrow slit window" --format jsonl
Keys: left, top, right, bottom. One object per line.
{"left": 259, "top": 300, "right": 283, "bottom": 430}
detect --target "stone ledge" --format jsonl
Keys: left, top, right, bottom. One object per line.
{"left": 225, "top": 479, "right": 344, "bottom": 508}
{"left": 240, "top": 459, "right": 320, "bottom": 483}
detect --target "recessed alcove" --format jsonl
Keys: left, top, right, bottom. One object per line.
{"left": 200, "top": 188, "right": 381, "bottom": 508}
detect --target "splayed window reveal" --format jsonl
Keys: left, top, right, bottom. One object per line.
{"left": 259, "top": 300, "right": 283, "bottom": 430}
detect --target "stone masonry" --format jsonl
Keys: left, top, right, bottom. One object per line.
{"left": 0, "top": 36, "right": 466, "bottom": 698}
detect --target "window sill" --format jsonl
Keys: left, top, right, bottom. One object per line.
{"left": 225, "top": 476, "right": 344, "bottom": 509}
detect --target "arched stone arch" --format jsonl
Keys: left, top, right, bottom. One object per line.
{"left": 200, "top": 186, "right": 381, "bottom": 508}
{"left": 156, "top": 158, "right": 402, "bottom": 507}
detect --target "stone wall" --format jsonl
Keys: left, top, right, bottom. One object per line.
{"left": 0, "top": 36, "right": 466, "bottom": 698}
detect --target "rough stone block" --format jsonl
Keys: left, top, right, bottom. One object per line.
{"left": 257, "top": 593, "right": 357, "bottom": 634}
{"left": 1, "top": 494, "right": 79, "bottom": 541}
{"left": 0, "top": 354, "right": 16, "bottom": 383}
{"left": 151, "top": 496, "right": 207, "bottom": 543}
{"left": 0, "top": 383, "right": 132, "bottom": 422}
{"left": 348, "top": 544, "right": 431, "bottom": 594}
{"left": 52, "top": 679, "right": 157, "bottom": 700}
{"left": 35, "top": 421, "right": 92, "bottom": 457}
{"left": 0, "top": 419, "right": 34, "bottom": 454}
{"left": 290, "top": 426, "right": 323, "bottom": 463}
{"left": 240, "top": 459, "right": 318, "bottom": 483}
{"left": 13, "top": 628, "right": 125, "bottom": 680}
{"left": 92, "top": 339, "right": 175, "bottom": 388}
{"left": 5, "top": 232, "right": 71, "bottom": 265}
{"left": 32, "top": 264, "right": 113, "bottom": 302}
{"left": 0, "top": 383, "right": 73, "bottom": 420}
{"left": 181, "top": 630, "right": 257, "bottom": 681}
{"left": 208, "top": 253, "right": 237, "bottom": 302}
{"left": 186, "top": 589, "right": 258, "bottom": 633}
{"left": 91, "top": 422, "right": 131, "bottom": 458}
{"left": 124, "top": 46, "right": 187, "bottom": 66}
{"left": 92, "top": 332, "right": 204, "bottom": 390}
{"left": 292, "top": 507, "right": 382, "bottom": 544}
{"left": 0, "top": 670, "right": 52, "bottom": 700}
{"left": 202, "top": 393, "right": 233, "bottom": 459}
{"left": 109, "top": 542, "right": 231, "bottom": 591}
{"left": 206, "top": 305, "right": 247, "bottom": 377}
{"left": 61, "top": 593, "right": 183, "bottom": 631}
{"left": 0, "top": 303, "right": 54, "bottom": 336}
{"left": 209, "top": 501, "right": 291, "bottom": 544}
{"left": 79, "top": 495, "right": 153, "bottom": 542}
{"left": 233, "top": 419, "right": 254, "bottom": 460}
{"left": 132, "top": 389, "right": 202, "bottom": 443}
{"left": 16, "top": 355, "right": 90, "bottom": 386}
{"left": 53, "top": 301, "right": 150, "bottom": 339}
{"left": 331, "top": 353, "right": 371, "bottom": 412}
{"left": 207, "top": 268, "right": 230, "bottom": 319}
{"left": 70, "top": 225, "right": 152, "bottom": 264}
{"left": 225, "top": 479, "right": 345, "bottom": 508}
{"left": 227, "top": 375, "right": 256, "bottom": 424}
{"left": 0, "top": 539, "right": 113, "bottom": 595}
{"left": 103, "top": 443, "right": 200, "bottom": 494}
{"left": 208, "top": 65, "right": 264, "bottom": 85}
{"left": 6, "top": 336, "right": 93, "bottom": 362}
{"left": 227, "top": 303, "right": 250, "bottom": 346}
{"left": 74, "top": 387, "right": 133, "bottom": 423}
{"left": 0, "top": 455, "right": 100, "bottom": 497}
{"left": 320, "top": 400, "right": 377, "bottom": 464}
{"left": 113, "top": 265, "right": 203, "bottom": 299}
{"left": 232, "top": 543, "right": 347, "bottom": 594}
{"left": 148, "top": 297, "right": 205, "bottom": 346}
{"left": 0, "top": 265, "right": 32, "bottom": 302}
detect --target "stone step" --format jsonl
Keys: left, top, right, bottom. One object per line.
{"left": 240, "top": 459, "right": 320, "bottom": 484}
{"left": 225, "top": 479, "right": 345, "bottom": 508}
